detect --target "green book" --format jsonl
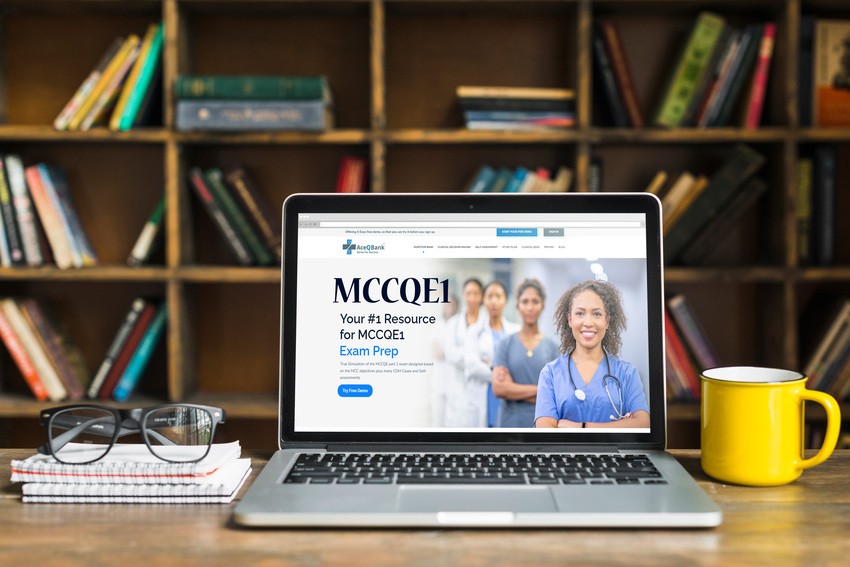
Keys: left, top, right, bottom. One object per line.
{"left": 204, "top": 168, "right": 273, "bottom": 266}
{"left": 175, "top": 75, "right": 328, "bottom": 100}
{"left": 117, "top": 22, "right": 164, "bottom": 131}
{"left": 654, "top": 11, "right": 726, "bottom": 128}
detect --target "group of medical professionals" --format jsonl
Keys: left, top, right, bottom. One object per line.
{"left": 436, "top": 277, "right": 650, "bottom": 429}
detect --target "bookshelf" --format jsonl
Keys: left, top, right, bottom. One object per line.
{"left": 0, "top": 0, "right": 849, "bottom": 449}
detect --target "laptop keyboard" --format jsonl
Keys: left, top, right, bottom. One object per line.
{"left": 282, "top": 453, "right": 666, "bottom": 485}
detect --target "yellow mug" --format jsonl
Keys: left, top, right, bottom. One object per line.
{"left": 700, "top": 366, "right": 840, "bottom": 486}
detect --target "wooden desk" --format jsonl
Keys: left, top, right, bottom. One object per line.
{"left": 1, "top": 449, "right": 849, "bottom": 565}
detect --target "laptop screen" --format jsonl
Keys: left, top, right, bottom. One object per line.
{"left": 282, "top": 193, "right": 664, "bottom": 447}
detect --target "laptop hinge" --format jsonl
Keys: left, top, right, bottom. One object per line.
{"left": 323, "top": 443, "right": 623, "bottom": 453}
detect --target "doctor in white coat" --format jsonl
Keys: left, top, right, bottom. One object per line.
{"left": 441, "top": 278, "right": 484, "bottom": 427}
{"left": 464, "top": 281, "right": 519, "bottom": 428}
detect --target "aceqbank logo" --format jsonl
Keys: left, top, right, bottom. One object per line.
{"left": 341, "top": 239, "right": 385, "bottom": 255}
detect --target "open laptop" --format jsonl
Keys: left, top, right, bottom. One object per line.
{"left": 232, "top": 192, "right": 722, "bottom": 528}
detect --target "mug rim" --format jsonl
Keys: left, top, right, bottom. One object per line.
{"left": 701, "top": 366, "right": 806, "bottom": 385}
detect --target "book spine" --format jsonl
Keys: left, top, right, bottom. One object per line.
{"left": 664, "top": 311, "right": 700, "bottom": 399}
{"left": 54, "top": 37, "right": 124, "bottom": 131}
{"left": 188, "top": 167, "right": 254, "bottom": 265}
{"left": 87, "top": 298, "right": 146, "bottom": 398}
{"left": 97, "top": 302, "right": 157, "bottom": 400}
{"left": 175, "top": 100, "right": 331, "bottom": 131}
{"left": 667, "top": 295, "right": 720, "bottom": 370}
{"left": 38, "top": 165, "right": 98, "bottom": 266}
{"left": 0, "top": 198, "right": 10, "bottom": 266}
{"left": 0, "top": 157, "right": 25, "bottom": 265}
{"left": 664, "top": 144, "right": 766, "bottom": 262}
{"left": 18, "top": 299, "right": 85, "bottom": 400}
{"left": 79, "top": 41, "right": 141, "bottom": 131}
{"left": 0, "top": 302, "right": 48, "bottom": 401}
{"left": 112, "top": 303, "right": 168, "bottom": 402}
{"left": 174, "top": 75, "right": 327, "bottom": 100}
{"left": 23, "top": 166, "right": 74, "bottom": 269}
{"left": 0, "top": 298, "right": 66, "bottom": 401}
{"left": 714, "top": 24, "right": 764, "bottom": 127}
{"left": 117, "top": 23, "right": 164, "bottom": 131}
{"left": 457, "top": 97, "right": 575, "bottom": 112}
{"left": 110, "top": 23, "right": 158, "bottom": 131}
{"left": 205, "top": 168, "right": 273, "bottom": 265}
{"left": 334, "top": 157, "right": 367, "bottom": 194}
{"left": 743, "top": 22, "right": 776, "bottom": 129}
{"left": 128, "top": 196, "right": 165, "bottom": 266}
{"left": 464, "top": 165, "right": 496, "bottom": 193}
{"left": 5, "top": 155, "right": 44, "bottom": 266}
{"left": 599, "top": 20, "right": 644, "bottom": 127}
{"left": 591, "top": 25, "right": 629, "bottom": 128}
{"left": 654, "top": 11, "right": 726, "bottom": 127}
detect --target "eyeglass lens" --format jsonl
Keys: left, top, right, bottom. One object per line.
{"left": 143, "top": 406, "right": 214, "bottom": 462}
{"left": 48, "top": 407, "right": 126, "bottom": 464}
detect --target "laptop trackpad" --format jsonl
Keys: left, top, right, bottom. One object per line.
{"left": 397, "top": 486, "right": 557, "bottom": 513}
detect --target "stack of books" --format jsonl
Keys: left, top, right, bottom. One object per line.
{"left": 464, "top": 164, "right": 573, "bottom": 193}
{"left": 0, "top": 297, "right": 89, "bottom": 402}
{"left": 651, "top": 143, "right": 767, "bottom": 265}
{"left": 175, "top": 75, "right": 335, "bottom": 131}
{"left": 664, "top": 294, "right": 721, "bottom": 402}
{"left": 86, "top": 298, "right": 167, "bottom": 401}
{"left": 54, "top": 23, "right": 164, "bottom": 132}
{"left": 188, "top": 165, "right": 281, "bottom": 266}
{"left": 11, "top": 441, "right": 250, "bottom": 504}
{"left": 0, "top": 156, "right": 97, "bottom": 269}
{"left": 651, "top": 12, "right": 776, "bottom": 129}
{"left": 456, "top": 86, "right": 576, "bottom": 130}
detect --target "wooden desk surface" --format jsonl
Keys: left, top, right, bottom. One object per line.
{"left": 1, "top": 449, "right": 849, "bottom": 565}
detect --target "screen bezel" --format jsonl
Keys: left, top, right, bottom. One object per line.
{"left": 279, "top": 192, "right": 666, "bottom": 450}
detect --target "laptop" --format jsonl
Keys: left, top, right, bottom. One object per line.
{"left": 232, "top": 192, "right": 722, "bottom": 528}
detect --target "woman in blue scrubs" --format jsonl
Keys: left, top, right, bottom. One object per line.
{"left": 534, "top": 279, "right": 650, "bottom": 429}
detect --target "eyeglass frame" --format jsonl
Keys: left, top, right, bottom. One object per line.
{"left": 37, "top": 403, "right": 226, "bottom": 464}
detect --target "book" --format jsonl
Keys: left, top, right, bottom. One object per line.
{"left": 24, "top": 165, "right": 75, "bottom": 269}
{"left": 37, "top": 164, "right": 98, "bottom": 267}
{"left": 660, "top": 171, "right": 696, "bottom": 227}
{"left": 334, "top": 156, "right": 368, "bottom": 194}
{"left": 11, "top": 441, "right": 249, "bottom": 504}
{"left": 742, "top": 22, "right": 776, "bottom": 128}
{"left": 688, "top": 28, "right": 739, "bottom": 127}
{"left": 223, "top": 166, "right": 282, "bottom": 262}
{"left": 813, "top": 19, "right": 850, "bottom": 126}
{"left": 598, "top": 20, "right": 644, "bottom": 127}
{"left": 53, "top": 38, "right": 124, "bottom": 131}
{"left": 644, "top": 170, "right": 668, "bottom": 196}
{"left": 464, "top": 165, "right": 497, "bottom": 193}
{"left": 678, "top": 176, "right": 768, "bottom": 265}
{"left": 804, "top": 299, "right": 850, "bottom": 387}
{"left": 130, "top": 39, "right": 164, "bottom": 128}
{"left": 175, "top": 75, "right": 328, "bottom": 100}
{"left": 188, "top": 167, "right": 253, "bottom": 265}
{"left": 127, "top": 196, "right": 165, "bottom": 266}
{"left": 591, "top": 23, "right": 629, "bottom": 128}
{"left": 204, "top": 168, "right": 273, "bottom": 266}
{"left": 18, "top": 299, "right": 86, "bottom": 400}
{"left": 4, "top": 154, "right": 44, "bottom": 266}
{"left": 654, "top": 11, "right": 727, "bottom": 128}
{"left": 111, "top": 22, "right": 163, "bottom": 131}
{"left": 66, "top": 34, "right": 141, "bottom": 131}
{"left": 0, "top": 298, "right": 66, "bottom": 401}
{"left": 798, "top": 16, "right": 816, "bottom": 127}
{"left": 664, "top": 174, "right": 709, "bottom": 234}
{"left": 112, "top": 302, "right": 167, "bottom": 401}
{"left": 87, "top": 297, "right": 148, "bottom": 399}
{"left": 0, "top": 155, "right": 24, "bottom": 265}
{"left": 118, "top": 22, "right": 164, "bottom": 130}
{"left": 175, "top": 99, "right": 334, "bottom": 131}
{"left": 811, "top": 145, "right": 836, "bottom": 266}
{"left": 456, "top": 85, "right": 575, "bottom": 103}
{"left": 667, "top": 294, "right": 720, "bottom": 371}
{"left": 696, "top": 27, "right": 745, "bottom": 127}
{"left": 796, "top": 156, "right": 814, "bottom": 265}
{"left": 663, "top": 144, "right": 765, "bottom": 263}
{"left": 0, "top": 301, "right": 48, "bottom": 401}
{"left": 79, "top": 38, "right": 141, "bottom": 130}
{"left": 712, "top": 23, "right": 764, "bottom": 127}
{"left": 664, "top": 311, "right": 700, "bottom": 400}
{"left": 97, "top": 301, "right": 157, "bottom": 400}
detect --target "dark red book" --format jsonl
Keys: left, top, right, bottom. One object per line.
{"left": 98, "top": 302, "right": 157, "bottom": 400}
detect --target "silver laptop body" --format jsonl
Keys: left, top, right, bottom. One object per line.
{"left": 233, "top": 192, "right": 722, "bottom": 528}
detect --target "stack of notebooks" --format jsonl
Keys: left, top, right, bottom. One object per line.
{"left": 54, "top": 22, "right": 164, "bottom": 132}
{"left": 11, "top": 441, "right": 250, "bottom": 504}
{"left": 175, "top": 75, "right": 335, "bottom": 131}
{"left": 456, "top": 86, "right": 576, "bottom": 130}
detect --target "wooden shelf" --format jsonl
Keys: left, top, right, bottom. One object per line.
{"left": 0, "top": 0, "right": 848, "bottom": 450}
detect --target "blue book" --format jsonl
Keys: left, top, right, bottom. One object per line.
{"left": 503, "top": 168, "right": 530, "bottom": 193}
{"left": 37, "top": 164, "right": 98, "bottom": 267}
{"left": 175, "top": 99, "right": 333, "bottom": 131}
{"left": 112, "top": 302, "right": 167, "bottom": 402}
{"left": 464, "top": 165, "right": 496, "bottom": 192}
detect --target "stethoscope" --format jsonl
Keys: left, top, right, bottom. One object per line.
{"left": 566, "top": 348, "right": 626, "bottom": 420}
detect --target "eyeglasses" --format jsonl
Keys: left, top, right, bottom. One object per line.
{"left": 37, "top": 403, "right": 226, "bottom": 464}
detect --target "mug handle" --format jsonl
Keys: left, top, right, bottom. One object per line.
{"left": 798, "top": 389, "right": 841, "bottom": 470}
